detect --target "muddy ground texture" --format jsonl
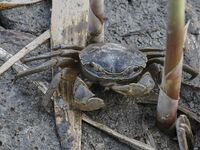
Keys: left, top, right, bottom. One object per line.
{"left": 0, "top": 0, "right": 200, "bottom": 149}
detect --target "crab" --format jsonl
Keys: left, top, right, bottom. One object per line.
{"left": 16, "top": 42, "right": 198, "bottom": 112}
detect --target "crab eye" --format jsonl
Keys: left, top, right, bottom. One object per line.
{"left": 89, "top": 62, "right": 95, "bottom": 67}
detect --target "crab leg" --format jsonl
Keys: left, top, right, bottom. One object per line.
{"left": 15, "top": 58, "right": 77, "bottom": 79}
{"left": 139, "top": 48, "right": 165, "bottom": 52}
{"left": 139, "top": 48, "right": 165, "bottom": 59}
{"left": 111, "top": 72, "right": 155, "bottom": 96}
{"left": 42, "top": 71, "right": 62, "bottom": 113}
{"left": 145, "top": 53, "right": 165, "bottom": 59}
{"left": 22, "top": 49, "right": 80, "bottom": 63}
{"left": 147, "top": 57, "right": 199, "bottom": 80}
{"left": 72, "top": 77, "right": 105, "bottom": 111}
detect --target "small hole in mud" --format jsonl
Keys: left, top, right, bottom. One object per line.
{"left": 10, "top": 107, "right": 15, "bottom": 111}
{"left": 0, "top": 141, "right": 2, "bottom": 146}
{"left": 41, "top": 137, "right": 45, "bottom": 142}
{"left": 127, "top": 0, "right": 132, "bottom": 5}
{"left": 34, "top": 146, "right": 38, "bottom": 150}
{"left": 18, "top": 127, "right": 23, "bottom": 131}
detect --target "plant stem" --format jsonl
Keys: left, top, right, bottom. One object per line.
{"left": 157, "top": 0, "right": 185, "bottom": 129}
{"left": 87, "top": 0, "right": 105, "bottom": 44}
{"left": 164, "top": 0, "right": 185, "bottom": 99}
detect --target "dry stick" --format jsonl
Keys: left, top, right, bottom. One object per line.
{"left": 82, "top": 114, "right": 155, "bottom": 150}
{"left": 0, "top": 48, "right": 155, "bottom": 150}
{"left": 50, "top": 0, "right": 90, "bottom": 149}
{"left": 0, "top": 0, "right": 44, "bottom": 10}
{"left": 0, "top": 30, "right": 50, "bottom": 76}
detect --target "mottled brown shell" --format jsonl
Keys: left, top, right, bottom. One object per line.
{"left": 80, "top": 43, "right": 147, "bottom": 82}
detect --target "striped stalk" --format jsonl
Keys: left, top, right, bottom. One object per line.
{"left": 157, "top": 0, "right": 186, "bottom": 130}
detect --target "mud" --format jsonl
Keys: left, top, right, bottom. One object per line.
{"left": 0, "top": 0, "right": 200, "bottom": 150}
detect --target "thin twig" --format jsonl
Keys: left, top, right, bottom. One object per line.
{"left": 82, "top": 114, "right": 155, "bottom": 150}
{"left": 178, "top": 106, "right": 200, "bottom": 124}
{"left": 0, "top": 30, "right": 50, "bottom": 76}
{"left": 122, "top": 28, "right": 158, "bottom": 37}
{"left": 0, "top": 0, "right": 44, "bottom": 10}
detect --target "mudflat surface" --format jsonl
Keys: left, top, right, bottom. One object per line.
{"left": 0, "top": 0, "right": 200, "bottom": 150}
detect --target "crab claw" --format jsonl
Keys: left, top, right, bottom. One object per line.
{"left": 72, "top": 77, "right": 105, "bottom": 111}
{"left": 176, "top": 115, "right": 194, "bottom": 150}
{"left": 111, "top": 72, "right": 155, "bottom": 96}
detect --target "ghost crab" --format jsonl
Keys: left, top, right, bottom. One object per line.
{"left": 16, "top": 42, "right": 198, "bottom": 112}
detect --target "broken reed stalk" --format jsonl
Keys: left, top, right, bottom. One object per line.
{"left": 157, "top": 0, "right": 186, "bottom": 130}
{"left": 0, "top": 0, "right": 43, "bottom": 10}
{"left": 87, "top": 0, "right": 105, "bottom": 44}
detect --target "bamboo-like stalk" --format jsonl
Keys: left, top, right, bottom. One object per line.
{"left": 87, "top": 0, "right": 105, "bottom": 44}
{"left": 157, "top": 0, "right": 186, "bottom": 130}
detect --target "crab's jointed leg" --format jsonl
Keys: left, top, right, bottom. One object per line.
{"left": 42, "top": 71, "right": 62, "bottom": 113}
{"left": 22, "top": 49, "right": 80, "bottom": 63}
{"left": 15, "top": 57, "right": 77, "bottom": 79}
{"left": 147, "top": 57, "right": 199, "bottom": 80}
{"left": 111, "top": 72, "right": 155, "bottom": 96}
{"left": 40, "top": 66, "right": 105, "bottom": 112}
{"left": 139, "top": 48, "right": 165, "bottom": 59}
{"left": 72, "top": 77, "right": 105, "bottom": 111}
{"left": 140, "top": 48, "right": 199, "bottom": 80}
